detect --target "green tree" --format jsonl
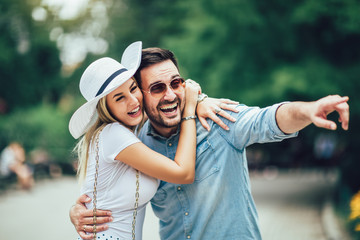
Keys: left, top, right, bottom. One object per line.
{"left": 0, "top": 0, "right": 63, "bottom": 112}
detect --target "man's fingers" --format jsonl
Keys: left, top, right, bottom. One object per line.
{"left": 322, "top": 95, "right": 349, "bottom": 130}
{"left": 323, "top": 96, "right": 349, "bottom": 109}
{"left": 337, "top": 108, "right": 349, "bottom": 130}
{"left": 92, "top": 223, "right": 109, "bottom": 232}
{"left": 335, "top": 102, "right": 349, "bottom": 130}
{"left": 82, "top": 208, "right": 112, "bottom": 217}
{"left": 334, "top": 97, "right": 349, "bottom": 109}
{"left": 82, "top": 216, "right": 113, "bottom": 225}
{"left": 96, "top": 209, "right": 112, "bottom": 217}
{"left": 78, "top": 224, "right": 109, "bottom": 239}
{"left": 79, "top": 231, "right": 94, "bottom": 240}
{"left": 336, "top": 96, "right": 349, "bottom": 104}
{"left": 342, "top": 118, "right": 349, "bottom": 130}
{"left": 314, "top": 117, "right": 337, "bottom": 130}
{"left": 82, "top": 223, "right": 109, "bottom": 233}
{"left": 315, "top": 95, "right": 350, "bottom": 131}
{"left": 76, "top": 194, "right": 91, "bottom": 205}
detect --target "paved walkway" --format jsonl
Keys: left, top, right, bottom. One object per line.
{"left": 251, "top": 169, "right": 338, "bottom": 240}
{"left": 0, "top": 170, "right": 341, "bottom": 240}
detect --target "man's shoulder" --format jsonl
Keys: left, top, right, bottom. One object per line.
{"left": 195, "top": 118, "right": 229, "bottom": 145}
{"left": 137, "top": 120, "right": 150, "bottom": 138}
{"left": 194, "top": 104, "right": 250, "bottom": 133}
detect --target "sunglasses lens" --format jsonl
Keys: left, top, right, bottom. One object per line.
{"left": 149, "top": 78, "right": 185, "bottom": 97}
{"left": 150, "top": 83, "right": 167, "bottom": 95}
{"left": 170, "top": 78, "right": 184, "bottom": 90}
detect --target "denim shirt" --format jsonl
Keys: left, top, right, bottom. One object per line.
{"left": 138, "top": 103, "right": 297, "bottom": 240}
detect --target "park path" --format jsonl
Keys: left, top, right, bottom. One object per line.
{"left": 251, "top": 169, "right": 337, "bottom": 240}
{"left": 0, "top": 170, "right": 339, "bottom": 240}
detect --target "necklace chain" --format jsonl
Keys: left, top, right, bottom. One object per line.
{"left": 93, "top": 130, "right": 140, "bottom": 240}
{"left": 93, "top": 131, "right": 101, "bottom": 240}
{"left": 132, "top": 169, "right": 140, "bottom": 240}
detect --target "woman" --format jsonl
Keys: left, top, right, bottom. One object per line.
{"left": 69, "top": 42, "right": 236, "bottom": 240}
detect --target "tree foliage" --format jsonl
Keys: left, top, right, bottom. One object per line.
{"left": 0, "top": 0, "right": 64, "bottom": 111}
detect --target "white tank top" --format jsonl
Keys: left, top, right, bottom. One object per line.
{"left": 79, "top": 122, "right": 159, "bottom": 240}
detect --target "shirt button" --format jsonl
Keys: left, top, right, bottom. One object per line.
{"left": 168, "top": 143, "right": 172, "bottom": 146}
{"left": 185, "top": 212, "right": 189, "bottom": 216}
{"left": 177, "top": 186, "right": 181, "bottom": 191}
{"left": 187, "top": 235, "right": 191, "bottom": 239}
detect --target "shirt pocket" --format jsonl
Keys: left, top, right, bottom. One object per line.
{"left": 194, "top": 139, "right": 220, "bottom": 182}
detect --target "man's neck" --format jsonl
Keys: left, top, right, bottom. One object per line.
{"left": 150, "top": 122, "right": 179, "bottom": 138}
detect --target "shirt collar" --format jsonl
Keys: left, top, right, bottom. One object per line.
{"left": 145, "top": 121, "right": 181, "bottom": 140}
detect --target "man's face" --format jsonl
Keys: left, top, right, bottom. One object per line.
{"left": 140, "top": 60, "right": 185, "bottom": 133}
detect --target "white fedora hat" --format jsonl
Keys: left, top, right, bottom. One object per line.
{"left": 69, "top": 41, "right": 142, "bottom": 139}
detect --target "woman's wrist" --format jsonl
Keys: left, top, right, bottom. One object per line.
{"left": 197, "top": 93, "right": 208, "bottom": 103}
{"left": 181, "top": 115, "right": 197, "bottom": 121}
{"left": 182, "top": 106, "right": 196, "bottom": 118}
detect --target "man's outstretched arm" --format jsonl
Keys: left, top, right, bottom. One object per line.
{"left": 276, "top": 95, "right": 349, "bottom": 134}
{"left": 70, "top": 194, "right": 113, "bottom": 240}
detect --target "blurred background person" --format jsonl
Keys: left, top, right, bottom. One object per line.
{"left": 0, "top": 142, "right": 34, "bottom": 190}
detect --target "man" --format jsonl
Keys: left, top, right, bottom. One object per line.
{"left": 70, "top": 47, "right": 349, "bottom": 239}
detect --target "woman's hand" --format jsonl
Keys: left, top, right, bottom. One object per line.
{"left": 183, "top": 79, "right": 201, "bottom": 117}
{"left": 197, "top": 97, "right": 239, "bottom": 131}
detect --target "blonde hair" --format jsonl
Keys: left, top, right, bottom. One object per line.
{"left": 74, "top": 97, "right": 117, "bottom": 182}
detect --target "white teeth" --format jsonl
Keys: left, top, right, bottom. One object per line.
{"left": 129, "top": 106, "right": 140, "bottom": 114}
{"left": 160, "top": 103, "right": 177, "bottom": 110}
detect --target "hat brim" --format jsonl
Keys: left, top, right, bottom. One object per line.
{"left": 69, "top": 70, "right": 137, "bottom": 139}
{"left": 69, "top": 42, "right": 142, "bottom": 139}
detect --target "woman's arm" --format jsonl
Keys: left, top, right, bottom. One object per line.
{"left": 115, "top": 81, "right": 199, "bottom": 184}
{"left": 184, "top": 79, "right": 239, "bottom": 131}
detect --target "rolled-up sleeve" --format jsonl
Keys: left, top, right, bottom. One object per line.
{"left": 218, "top": 103, "right": 298, "bottom": 150}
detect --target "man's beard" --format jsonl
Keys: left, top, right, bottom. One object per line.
{"left": 144, "top": 99, "right": 183, "bottom": 129}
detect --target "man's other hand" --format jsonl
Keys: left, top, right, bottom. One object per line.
{"left": 69, "top": 194, "right": 113, "bottom": 239}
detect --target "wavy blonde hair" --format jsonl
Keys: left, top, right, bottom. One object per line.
{"left": 74, "top": 97, "right": 117, "bottom": 182}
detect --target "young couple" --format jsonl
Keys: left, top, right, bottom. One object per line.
{"left": 69, "top": 41, "right": 349, "bottom": 240}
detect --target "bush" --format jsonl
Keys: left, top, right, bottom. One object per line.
{"left": 0, "top": 104, "right": 76, "bottom": 164}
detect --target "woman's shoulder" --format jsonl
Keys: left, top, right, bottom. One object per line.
{"left": 100, "top": 123, "right": 141, "bottom": 160}
{"left": 101, "top": 122, "right": 139, "bottom": 143}
{"left": 103, "top": 122, "right": 134, "bottom": 135}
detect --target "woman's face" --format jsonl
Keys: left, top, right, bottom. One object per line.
{"left": 106, "top": 78, "right": 143, "bottom": 128}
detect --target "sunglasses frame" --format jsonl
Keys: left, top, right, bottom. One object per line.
{"left": 142, "top": 77, "right": 185, "bottom": 98}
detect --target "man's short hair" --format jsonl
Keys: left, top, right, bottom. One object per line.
{"left": 134, "top": 47, "right": 179, "bottom": 88}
